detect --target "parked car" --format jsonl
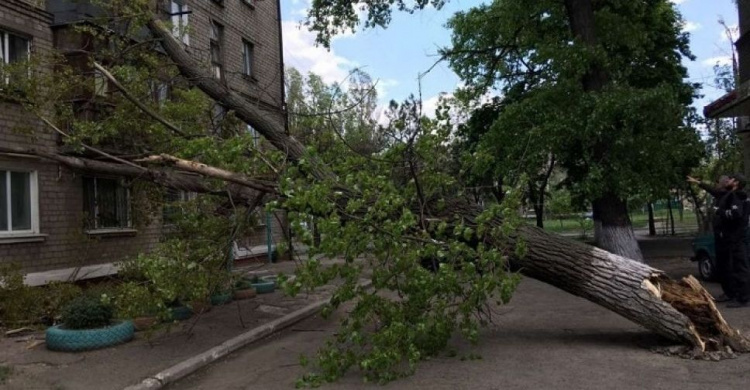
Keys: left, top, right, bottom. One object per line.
{"left": 690, "top": 233, "right": 716, "bottom": 281}
{"left": 690, "top": 230, "right": 750, "bottom": 281}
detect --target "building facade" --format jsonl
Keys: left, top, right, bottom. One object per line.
{"left": 0, "top": 0, "right": 286, "bottom": 282}
{"left": 704, "top": 0, "right": 750, "bottom": 176}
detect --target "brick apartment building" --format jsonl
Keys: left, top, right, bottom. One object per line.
{"left": 0, "top": 0, "right": 287, "bottom": 283}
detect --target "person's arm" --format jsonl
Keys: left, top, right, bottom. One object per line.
{"left": 698, "top": 182, "right": 723, "bottom": 198}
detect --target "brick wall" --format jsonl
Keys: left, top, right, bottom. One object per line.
{"left": 0, "top": 0, "right": 287, "bottom": 274}
{"left": 183, "top": 0, "right": 285, "bottom": 126}
{"left": 0, "top": 1, "right": 160, "bottom": 272}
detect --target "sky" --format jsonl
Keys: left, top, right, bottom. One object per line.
{"left": 280, "top": 0, "right": 740, "bottom": 117}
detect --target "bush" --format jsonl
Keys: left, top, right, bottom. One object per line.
{"left": 61, "top": 296, "right": 113, "bottom": 329}
{"left": 0, "top": 264, "right": 44, "bottom": 327}
{"left": 113, "top": 282, "right": 165, "bottom": 320}
{"left": 40, "top": 282, "right": 83, "bottom": 325}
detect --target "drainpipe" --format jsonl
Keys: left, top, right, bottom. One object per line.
{"left": 266, "top": 210, "right": 273, "bottom": 263}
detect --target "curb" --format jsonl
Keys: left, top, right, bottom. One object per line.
{"left": 123, "top": 279, "right": 371, "bottom": 390}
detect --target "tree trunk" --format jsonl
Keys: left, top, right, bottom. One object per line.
{"left": 667, "top": 197, "right": 676, "bottom": 236}
{"left": 564, "top": 0, "right": 641, "bottom": 258}
{"left": 142, "top": 15, "right": 749, "bottom": 355}
{"left": 511, "top": 226, "right": 750, "bottom": 354}
{"left": 647, "top": 203, "right": 656, "bottom": 236}
{"left": 592, "top": 193, "right": 644, "bottom": 261}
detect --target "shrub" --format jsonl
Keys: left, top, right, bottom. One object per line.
{"left": 0, "top": 264, "right": 44, "bottom": 327}
{"left": 113, "top": 282, "right": 165, "bottom": 320}
{"left": 61, "top": 296, "right": 113, "bottom": 329}
{"left": 40, "top": 282, "right": 83, "bottom": 325}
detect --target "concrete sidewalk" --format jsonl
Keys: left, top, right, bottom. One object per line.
{"left": 0, "top": 257, "right": 353, "bottom": 390}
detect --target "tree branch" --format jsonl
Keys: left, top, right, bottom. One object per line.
{"left": 93, "top": 61, "right": 188, "bottom": 138}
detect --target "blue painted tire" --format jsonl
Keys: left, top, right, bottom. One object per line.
{"left": 170, "top": 306, "right": 193, "bottom": 321}
{"left": 46, "top": 321, "right": 134, "bottom": 352}
{"left": 210, "top": 293, "right": 233, "bottom": 306}
{"left": 250, "top": 281, "right": 275, "bottom": 294}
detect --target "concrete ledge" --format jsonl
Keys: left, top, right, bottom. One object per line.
{"left": 123, "top": 279, "right": 372, "bottom": 390}
{"left": 24, "top": 262, "right": 120, "bottom": 287}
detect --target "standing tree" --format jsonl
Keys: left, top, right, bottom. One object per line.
{"left": 444, "top": 0, "right": 702, "bottom": 260}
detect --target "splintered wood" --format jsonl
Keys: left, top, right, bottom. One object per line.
{"left": 654, "top": 275, "right": 750, "bottom": 357}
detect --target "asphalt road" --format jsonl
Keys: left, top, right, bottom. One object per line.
{"left": 169, "top": 238, "right": 750, "bottom": 390}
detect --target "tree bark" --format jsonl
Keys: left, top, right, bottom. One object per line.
{"left": 667, "top": 196, "right": 676, "bottom": 236}
{"left": 511, "top": 226, "right": 750, "bottom": 354}
{"left": 592, "top": 194, "right": 644, "bottom": 261}
{"left": 142, "top": 13, "right": 749, "bottom": 354}
{"left": 0, "top": 146, "right": 262, "bottom": 206}
{"left": 647, "top": 202, "right": 656, "bottom": 236}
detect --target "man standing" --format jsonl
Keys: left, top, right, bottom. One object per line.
{"left": 688, "top": 174, "right": 750, "bottom": 307}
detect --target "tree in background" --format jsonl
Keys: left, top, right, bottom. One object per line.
{"left": 444, "top": 0, "right": 703, "bottom": 260}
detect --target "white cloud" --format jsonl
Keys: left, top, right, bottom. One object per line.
{"left": 681, "top": 21, "right": 701, "bottom": 33}
{"left": 702, "top": 55, "right": 733, "bottom": 67}
{"left": 669, "top": 0, "right": 688, "bottom": 5}
{"left": 282, "top": 21, "right": 357, "bottom": 85}
{"left": 374, "top": 78, "right": 399, "bottom": 100}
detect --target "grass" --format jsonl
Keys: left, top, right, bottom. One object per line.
{"left": 537, "top": 210, "right": 699, "bottom": 236}
{"left": 0, "top": 365, "right": 12, "bottom": 384}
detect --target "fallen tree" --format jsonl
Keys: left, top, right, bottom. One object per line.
{"left": 139, "top": 9, "right": 750, "bottom": 357}
{"left": 2, "top": 0, "right": 745, "bottom": 383}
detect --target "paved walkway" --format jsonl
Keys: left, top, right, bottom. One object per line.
{"left": 0, "top": 236, "right": 740, "bottom": 390}
{"left": 170, "top": 253, "right": 750, "bottom": 390}
{"left": 0, "top": 257, "right": 349, "bottom": 390}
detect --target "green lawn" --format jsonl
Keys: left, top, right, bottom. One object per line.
{"left": 538, "top": 210, "right": 698, "bottom": 236}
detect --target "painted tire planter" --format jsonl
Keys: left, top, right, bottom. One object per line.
{"left": 210, "top": 293, "right": 233, "bottom": 306}
{"left": 170, "top": 306, "right": 193, "bottom": 321}
{"left": 250, "top": 280, "right": 275, "bottom": 294}
{"left": 46, "top": 321, "right": 135, "bottom": 352}
{"left": 233, "top": 288, "right": 257, "bottom": 300}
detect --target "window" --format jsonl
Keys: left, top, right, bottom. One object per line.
{"left": 242, "top": 40, "right": 254, "bottom": 78}
{"left": 83, "top": 177, "right": 131, "bottom": 230}
{"left": 212, "top": 104, "right": 227, "bottom": 134}
{"left": 151, "top": 81, "right": 170, "bottom": 105}
{"left": 162, "top": 188, "right": 196, "bottom": 225}
{"left": 247, "top": 124, "right": 259, "bottom": 147}
{"left": 0, "top": 170, "right": 39, "bottom": 235}
{"left": 0, "top": 30, "right": 30, "bottom": 84}
{"left": 170, "top": 1, "right": 190, "bottom": 45}
{"left": 211, "top": 0, "right": 224, "bottom": 5}
{"left": 93, "top": 70, "right": 109, "bottom": 97}
{"left": 0, "top": 30, "right": 30, "bottom": 65}
{"left": 242, "top": 0, "right": 256, "bottom": 9}
{"left": 210, "top": 21, "right": 224, "bottom": 80}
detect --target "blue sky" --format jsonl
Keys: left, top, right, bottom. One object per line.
{"left": 281, "top": 0, "right": 739, "bottom": 116}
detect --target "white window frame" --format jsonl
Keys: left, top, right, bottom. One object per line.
{"left": 83, "top": 177, "right": 132, "bottom": 231}
{"left": 0, "top": 29, "right": 31, "bottom": 83}
{"left": 170, "top": 1, "right": 190, "bottom": 46}
{"left": 0, "top": 169, "right": 40, "bottom": 237}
